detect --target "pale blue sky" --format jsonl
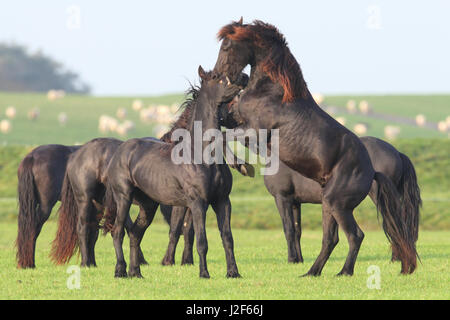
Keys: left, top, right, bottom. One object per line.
{"left": 1, "top": 0, "right": 449, "bottom": 96}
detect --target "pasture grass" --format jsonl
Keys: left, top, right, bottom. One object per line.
{"left": 0, "top": 221, "right": 448, "bottom": 300}
{"left": 0, "top": 93, "right": 449, "bottom": 147}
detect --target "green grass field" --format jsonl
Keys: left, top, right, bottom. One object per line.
{"left": 0, "top": 92, "right": 449, "bottom": 300}
{"left": 1, "top": 93, "right": 449, "bottom": 146}
{"left": 1, "top": 221, "right": 449, "bottom": 300}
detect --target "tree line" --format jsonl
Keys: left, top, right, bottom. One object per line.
{"left": 0, "top": 43, "right": 90, "bottom": 94}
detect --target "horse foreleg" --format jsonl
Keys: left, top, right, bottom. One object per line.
{"left": 212, "top": 197, "right": 240, "bottom": 278}
{"left": 162, "top": 206, "right": 186, "bottom": 266}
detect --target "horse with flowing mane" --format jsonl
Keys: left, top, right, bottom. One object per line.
{"left": 102, "top": 67, "right": 244, "bottom": 278}
{"left": 213, "top": 19, "right": 418, "bottom": 275}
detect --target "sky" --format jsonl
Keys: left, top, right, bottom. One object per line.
{"left": 0, "top": 0, "right": 449, "bottom": 96}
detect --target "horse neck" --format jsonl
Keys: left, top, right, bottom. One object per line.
{"left": 186, "top": 89, "right": 220, "bottom": 152}
{"left": 251, "top": 44, "right": 312, "bottom": 103}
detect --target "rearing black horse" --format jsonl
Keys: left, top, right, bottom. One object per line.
{"left": 213, "top": 19, "right": 418, "bottom": 275}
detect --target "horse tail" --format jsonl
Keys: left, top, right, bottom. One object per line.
{"left": 101, "top": 181, "right": 117, "bottom": 234}
{"left": 50, "top": 172, "right": 79, "bottom": 265}
{"left": 374, "top": 172, "right": 418, "bottom": 274}
{"left": 398, "top": 153, "right": 421, "bottom": 243}
{"left": 16, "top": 155, "right": 39, "bottom": 268}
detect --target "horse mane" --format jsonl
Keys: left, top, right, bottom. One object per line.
{"left": 160, "top": 69, "right": 215, "bottom": 144}
{"left": 217, "top": 20, "right": 309, "bottom": 103}
{"left": 159, "top": 84, "right": 199, "bottom": 143}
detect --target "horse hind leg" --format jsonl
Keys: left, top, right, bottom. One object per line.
{"left": 274, "top": 196, "right": 299, "bottom": 263}
{"left": 181, "top": 209, "right": 194, "bottom": 265}
{"left": 333, "top": 208, "right": 365, "bottom": 276}
{"left": 292, "top": 203, "right": 303, "bottom": 263}
{"left": 86, "top": 203, "right": 101, "bottom": 267}
{"left": 303, "top": 201, "right": 339, "bottom": 276}
{"left": 128, "top": 199, "right": 159, "bottom": 278}
{"left": 124, "top": 212, "right": 148, "bottom": 265}
{"left": 111, "top": 195, "right": 132, "bottom": 278}
{"left": 76, "top": 199, "right": 97, "bottom": 267}
{"left": 161, "top": 206, "right": 187, "bottom": 266}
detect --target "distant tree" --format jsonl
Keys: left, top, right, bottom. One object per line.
{"left": 0, "top": 43, "right": 91, "bottom": 94}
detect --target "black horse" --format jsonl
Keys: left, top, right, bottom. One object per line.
{"left": 16, "top": 144, "right": 80, "bottom": 268}
{"left": 51, "top": 71, "right": 251, "bottom": 271}
{"left": 159, "top": 82, "right": 252, "bottom": 267}
{"left": 102, "top": 67, "right": 243, "bottom": 278}
{"left": 213, "top": 19, "right": 418, "bottom": 275}
{"left": 49, "top": 137, "right": 151, "bottom": 267}
{"left": 264, "top": 136, "right": 421, "bottom": 264}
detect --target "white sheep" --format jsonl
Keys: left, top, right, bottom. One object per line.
{"left": 116, "top": 108, "right": 127, "bottom": 120}
{"left": 335, "top": 117, "right": 346, "bottom": 126}
{"left": 346, "top": 100, "right": 357, "bottom": 114}
{"left": 132, "top": 99, "right": 143, "bottom": 111}
{"left": 384, "top": 126, "right": 401, "bottom": 140}
{"left": 47, "top": 90, "right": 65, "bottom": 101}
{"left": 359, "top": 100, "right": 371, "bottom": 114}
{"left": 324, "top": 105, "right": 337, "bottom": 115}
{"left": 0, "top": 119, "right": 12, "bottom": 133}
{"left": 353, "top": 123, "right": 368, "bottom": 135}
{"left": 415, "top": 114, "right": 426, "bottom": 127}
{"left": 58, "top": 112, "right": 68, "bottom": 126}
{"left": 27, "top": 108, "right": 40, "bottom": 121}
{"left": 98, "top": 115, "right": 118, "bottom": 133}
{"left": 120, "top": 120, "right": 135, "bottom": 133}
{"left": 140, "top": 107, "right": 156, "bottom": 123}
{"left": 47, "top": 90, "right": 58, "bottom": 101}
{"left": 312, "top": 93, "right": 324, "bottom": 105}
{"left": 437, "top": 121, "right": 448, "bottom": 133}
{"left": 154, "top": 124, "right": 170, "bottom": 138}
{"left": 5, "top": 106, "right": 16, "bottom": 119}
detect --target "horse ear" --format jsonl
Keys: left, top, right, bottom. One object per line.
{"left": 238, "top": 17, "right": 243, "bottom": 25}
{"left": 198, "top": 65, "right": 207, "bottom": 80}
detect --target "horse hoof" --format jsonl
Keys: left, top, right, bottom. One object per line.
{"left": 288, "top": 258, "right": 300, "bottom": 264}
{"left": 301, "top": 272, "right": 320, "bottom": 278}
{"left": 139, "top": 259, "right": 149, "bottom": 266}
{"left": 199, "top": 271, "right": 210, "bottom": 279}
{"left": 227, "top": 271, "right": 241, "bottom": 278}
{"left": 161, "top": 259, "right": 175, "bottom": 266}
{"left": 115, "top": 264, "right": 127, "bottom": 278}
{"left": 336, "top": 271, "right": 353, "bottom": 277}
{"left": 128, "top": 270, "right": 144, "bottom": 279}
{"left": 115, "top": 271, "right": 128, "bottom": 278}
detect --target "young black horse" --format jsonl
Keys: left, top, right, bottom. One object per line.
{"left": 51, "top": 74, "right": 251, "bottom": 269}
{"left": 50, "top": 137, "right": 151, "bottom": 267}
{"left": 264, "top": 136, "right": 421, "bottom": 264}
{"left": 103, "top": 67, "right": 242, "bottom": 278}
{"left": 159, "top": 83, "right": 252, "bottom": 267}
{"left": 213, "top": 19, "right": 418, "bottom": 275}
{"left": 16, "top": 144, "right": 80, "bottom": 268}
